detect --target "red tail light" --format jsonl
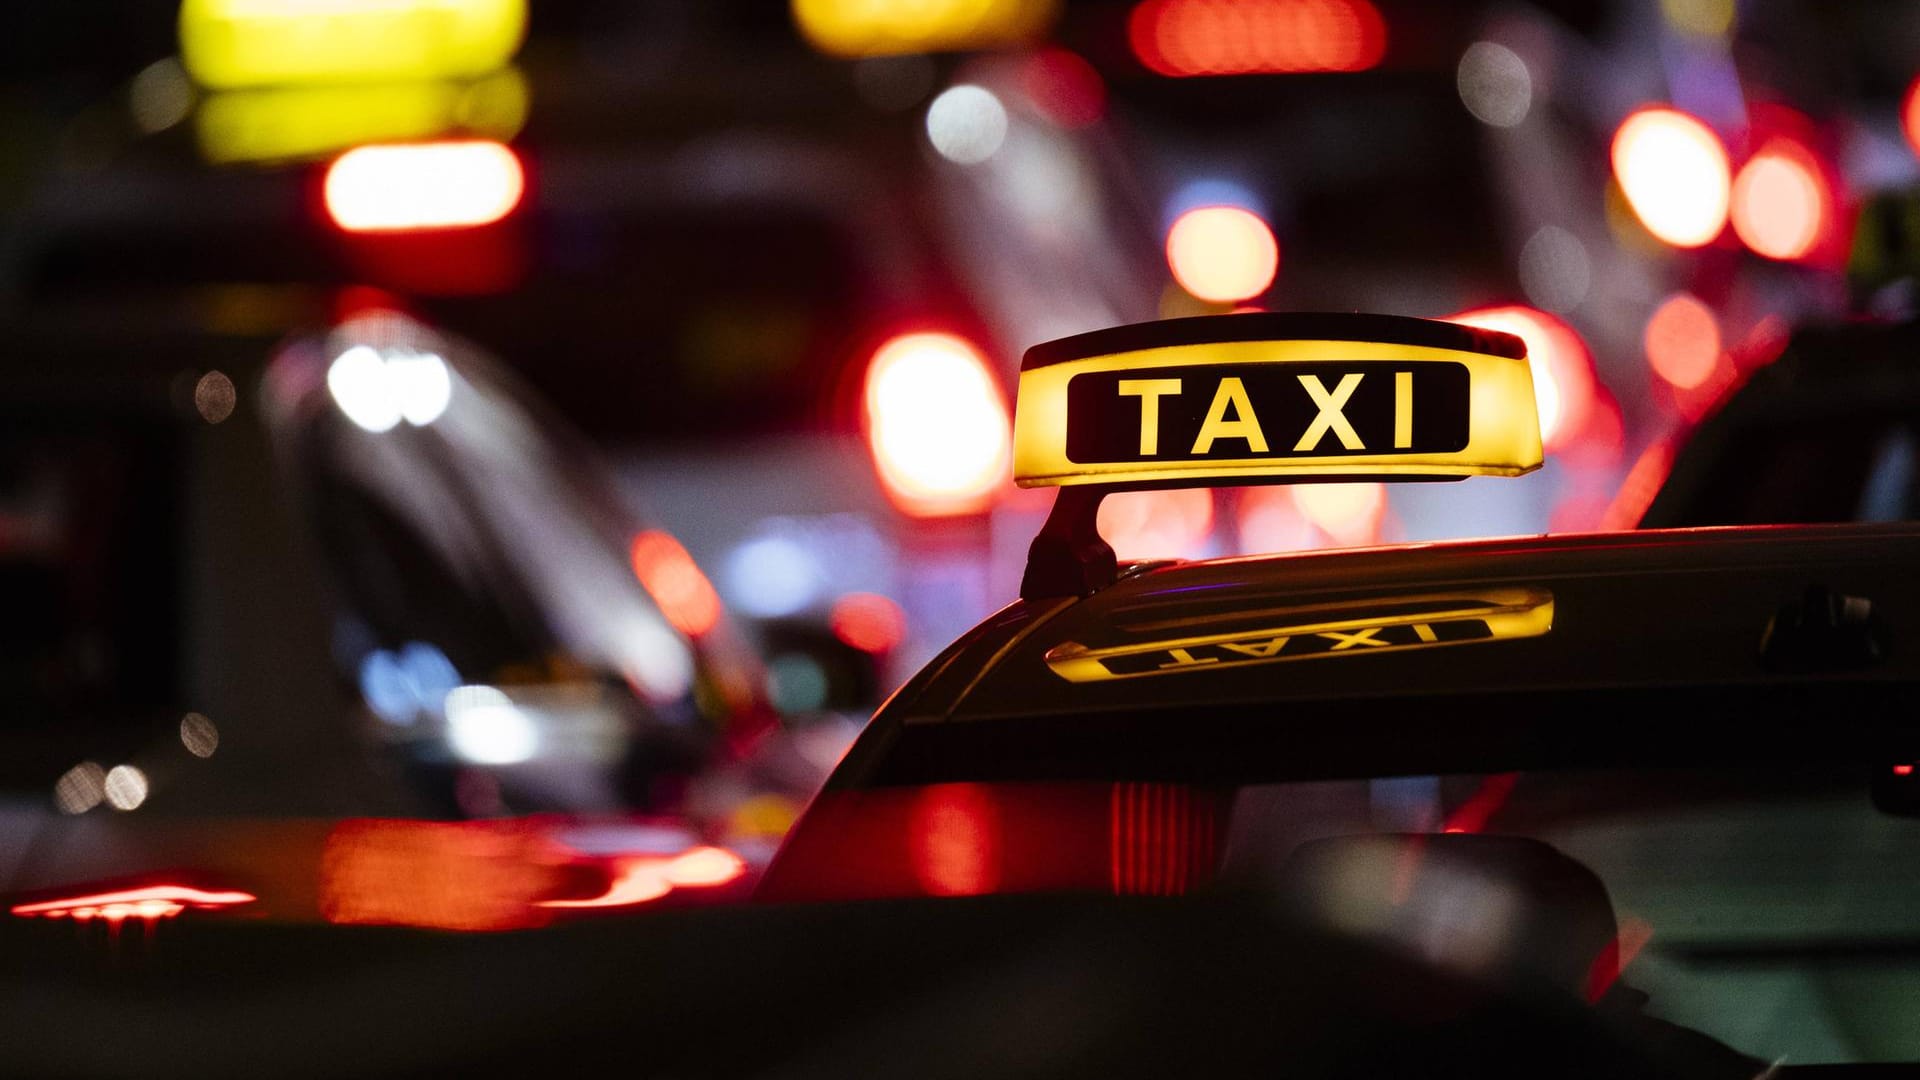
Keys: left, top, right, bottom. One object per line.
{"left": 759, "top": 782, "right": 1226, "bottom": 902}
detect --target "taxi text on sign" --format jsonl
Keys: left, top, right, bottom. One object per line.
{"left": 1014, "top": 338, "right": 1542, "bottom": 487}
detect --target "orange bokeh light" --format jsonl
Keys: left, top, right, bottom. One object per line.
{"left": 1129, "top": 0, "right": 1387, "bottom": 76}
{"left": 1165, "top": 206, "right": 1279, "bottom": 303}
{"left": 1644, "top": 293, "right": 1722, "bottom": 390}
{"left": 1291, "top": 482, "right": 1385, "bottom": 545}
{"left": 630, "top": 530, "right": 722, "bottom": 637}
{"left": 829, "top": 592, "right": 908, "bottom": 654}
{"left": 1445, "top": 305, "right": 1594, "bottom": 452}
{"left": 863, "top": 333, "right": 1011, "bottom": 517}
{"left": 1610, "top": 107, "right": 1730, "bottom": 248}
{"left": 1730, "top": 140, "right": 1830, "bottom": 262}
{"left": 1904, "top": 77, "right": 1920, "bottom": 159}
{"left": 538, "top": 846, "right": 745, "bottom": 909}
{"left": 324, "top": 140, "right": 525, "bottom": 233}
{"left": 1097, "top": 488, "right": 1214, "bottom": 559}
{"left": 320, "top": 819, "right": 563, "bottom": 932}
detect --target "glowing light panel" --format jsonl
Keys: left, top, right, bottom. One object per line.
{"left": 1610, "top": 107, "right": 1730, "bottom": 248}
{"left": 324, "top": 141, "right": 524, "bottom": 233}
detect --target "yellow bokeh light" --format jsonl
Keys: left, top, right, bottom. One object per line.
{"left": 179, "top": 0, "right": 527, "bottom": 90}
{"left": 195, "top": 68, "right": 528, "bottom": 165}
{"left": 791, "top": 0, "right": 1058, "bottom": 58}
{"left": 1165, "top": 206, "right": 1279, "bottom": 304}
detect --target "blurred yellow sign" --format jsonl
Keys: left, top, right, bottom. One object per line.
{"left": 194, "top": 68, "right": 528, "bottom": 164}
{"left": 790, "top": 0, "right": 1058, "bottom": 58}
{"left": 179, "top": 0, "right": 526, "bottom": 90}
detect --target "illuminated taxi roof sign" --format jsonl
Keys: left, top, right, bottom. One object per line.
{"left": 1015, "top": 314, "right": 1541, "bottom": 600}
{"left": 1013, "top": 313, "right": 1541, "bottom": 488}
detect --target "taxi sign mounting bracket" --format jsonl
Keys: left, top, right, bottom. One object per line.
{"left": 1020, "top": 486, "right": 1117, "bottom": 601}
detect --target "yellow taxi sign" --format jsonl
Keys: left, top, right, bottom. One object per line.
{"left": 1013, "top": 313, "right": 1542, "bottom": 488}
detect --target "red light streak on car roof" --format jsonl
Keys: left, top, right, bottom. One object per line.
{"left": 11, "top": 884, "right": 256, "bottom": 921}
{"left": 537, "top": 846, "right": 746, "bottom": 909}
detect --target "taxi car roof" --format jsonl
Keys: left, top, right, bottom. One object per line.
{"left": 836, "top": 522, "right": 1920, "bottom": 788}
{"left": 872, "top": 519, "right": 1918, "bottom": 737}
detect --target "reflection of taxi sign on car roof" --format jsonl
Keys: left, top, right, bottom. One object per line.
{"left": 1044, "top": 586, "right": 1555, "bottom": 682}
{"left": 1014, "top": 313, "right": 1541, "bottom": 599}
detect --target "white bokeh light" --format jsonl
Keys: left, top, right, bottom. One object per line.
{"left": 1517, "top": 226, "right": 1591, "bottom": 313}
{"left": 926, "top": 84, "right": 1008, "bottom": 165}
{"left": 326, "top": 346, "right": 454, "bottom": 432}
{"left": 445, "top": 685, "right": 538, "bottom": 765}
{"left": 1457, "top": 42, "right": 1531, "bottom": 128}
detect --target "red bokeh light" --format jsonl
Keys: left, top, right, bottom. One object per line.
{"left": 1445, "top": 306, "right": 1596, "bottom": 453}
{"left": 1730, "top": 139, "right": 1832, "bottom": 262}
{"left": 1021, "top": 47, "right": 1107, "bottom": 128}
{"left": 829, "top": 592, "right": 908, "bottom": 654}
{"left": 1644, "top": 293, "right": 1722, "bottom": 390}
{"left": 631, "top": 530, "right": 722, "bottom": 638}
{"left": 1903, "top": 77, "right": 1920, "bottom": 160}
{"left": 1129, "top": 0, "right": 1387, "bottom": 76}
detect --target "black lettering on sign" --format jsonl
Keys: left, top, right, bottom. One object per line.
{"left": 1065, "top": 362, "right": 1470, "bottom": 464}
